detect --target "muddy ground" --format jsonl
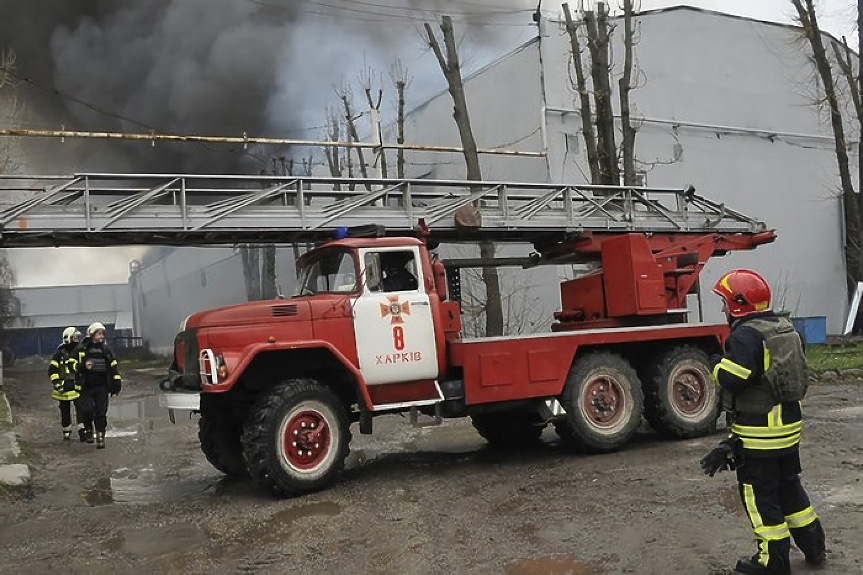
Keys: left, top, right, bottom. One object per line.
{"left": 1, "top": 364, "right": 861, "bottom": 575}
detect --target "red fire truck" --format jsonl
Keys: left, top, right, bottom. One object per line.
{"left": 160, "top": 183, "right": 774, "bottom": 497}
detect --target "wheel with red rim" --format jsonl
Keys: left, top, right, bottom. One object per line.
{"left": 642, "top": 345, "right": 718, "bottom": 439}
{"left": 555, "top": 352, "right": 643, "bottom": 453}
{"left": 242, "top": 379, "right": 350, "bottom": 497}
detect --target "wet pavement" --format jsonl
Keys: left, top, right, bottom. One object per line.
{"left": 1, "top": 365, "right": 862, "bottom": 574}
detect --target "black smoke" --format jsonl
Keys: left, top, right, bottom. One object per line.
{"left": 2, "top": 0, "right": 535, "bottom": 172}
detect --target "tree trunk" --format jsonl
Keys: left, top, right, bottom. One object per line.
{"left": 619, "top": 0, "right": 638, "bottom": 186}
{"left": 585, "top": 4, "right": 619, "bottom": 185}
{"left": 425, "top": 15, "right": 503, "bottom": 336}
{"left": 397, "top": 79, "right": 406, "bottom": 179}
{"left": 562, "top": 3, "right": 600, "bottom": 184}
{"left": 792, "top": 0, "right": 860, "bottom": 296}
{"left": 240, "top": 245, "right": 262, "bottom": 301}
{"left": 340, "top": 94, "right": 370, "bottom": 190}
{"left": 261, "top": 244, "right": 277, "bottom": 300}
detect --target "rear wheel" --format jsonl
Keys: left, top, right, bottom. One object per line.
{"left": 555, "top": 352, "right": 643, "bottom": 453}
{"left": 642, "top": 346, "right": 718, "bottom": 439}
{"left": 471, "top": 411, "right": 545, "bottom": 447}
{"left": 198, "top": 395, "right": 247, "bottom": 477}
{"left": 242, "top": 379, "right": 350, "bottom": 497}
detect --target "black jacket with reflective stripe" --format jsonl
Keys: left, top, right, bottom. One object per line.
{"left": 713, "top": 312, "right": 804, "bottom": 457}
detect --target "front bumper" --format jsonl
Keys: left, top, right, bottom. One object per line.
{"left": 158, "top": 390, "right": 201, "bottom": 412}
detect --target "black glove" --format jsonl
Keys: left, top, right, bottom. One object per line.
{"left": 108, "top": 380, "right": 122, "bottom": 396}
{"left": 709, "top": 354, "right": 722, "bottom": 369}
{"left": 62, "top": 380, "right": 77, "bottom": 393}
{"left": 699, "top": 438, "right": 738, "bottom": 477}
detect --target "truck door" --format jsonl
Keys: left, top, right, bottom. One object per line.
{"left": 353, "top": 248, "right": 439, "bottom": 385}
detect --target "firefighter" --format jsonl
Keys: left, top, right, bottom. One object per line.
{"left": 76, "top": 322, "right": 122, "bottom": 449}
{"left": 700, "top": 269, "right": 826, "bottom": 574}
{"left": 381, "top": 251, "right": 417, "bottom": 292}
{"left": 49, "top": 327, "right": 82, "bottom": 441}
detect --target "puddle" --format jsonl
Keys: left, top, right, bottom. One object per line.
{"left": 105, "top": 394, "right": 188, "bottom": 441}
{"left": 81, "top": 464, "right": 221, "bottom": 505}
{"left": 506, "top": 557, "right": 599, "bottom": 575}
{"left": 103, "top": 522, "right": 208, "bottom": 559}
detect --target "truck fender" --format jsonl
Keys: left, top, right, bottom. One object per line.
{"left": 203, "top": 340, "right": 373, "bottom": 410}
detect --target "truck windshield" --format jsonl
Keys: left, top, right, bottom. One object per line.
{"left": 296, "top": 250, "right": 358, "bottom": 295}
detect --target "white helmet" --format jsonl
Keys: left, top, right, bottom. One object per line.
{"left": 87, "top": 322, "right": 107, "bottom": 337}
{"left": 62, "top": 327, "right": 81, "bottom": 345}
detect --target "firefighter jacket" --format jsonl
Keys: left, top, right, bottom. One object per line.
{"left": 712, "top": 312, "right": 807, "bottom": 457}
{"left": 76, "top": 338, "right": 122, "bottom": 392}
{"left": 49, "top": 343, "right": 80, "bottom": 401}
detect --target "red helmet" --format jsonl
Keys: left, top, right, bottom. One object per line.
{"left": 712, "top": 269, "right": 771, "bottom": 317}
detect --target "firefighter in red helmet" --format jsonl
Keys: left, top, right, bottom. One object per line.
{"left": 700, "top": 269, "right": 826, "bottom": 574}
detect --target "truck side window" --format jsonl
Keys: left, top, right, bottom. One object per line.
{"left": 297, "top": 250, "right": 358, "bottom": 295}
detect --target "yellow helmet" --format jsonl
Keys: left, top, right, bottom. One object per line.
{"left": 62, "top": 327, "right": 81, "bottom": 345}
{"left": 87, "top": 322, "right": 107, "bottom": 337}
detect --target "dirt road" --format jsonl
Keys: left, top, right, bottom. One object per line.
{"left": 1, "top": 364, "right": 861, "bottom": 575}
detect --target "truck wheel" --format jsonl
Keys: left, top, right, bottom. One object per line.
{"left": 471, "top": 411, "right": 545, "bottom": 447}
{"left": 642, "top": 345, "right": 718, "bottom": 439}
{"left": 198, "top": 397, "right": 247, "bottom": 477}
{"left": 242, "top": 379, "right": 350, "bottom": 497}
{"left": 555, "top": 352, "right": 643, "bottom": 453}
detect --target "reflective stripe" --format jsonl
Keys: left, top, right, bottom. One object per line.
{"left": 785, "top": 506, "right": 818, "bottom": 529}
{"left": 718, "top": 358, "right": 752, "bottom": 379}
{"left": 712, "top": 363, "right": 722, "bottom": 383}
{"left": 757, "top": 523, "right": 791, "bottom": 541}
{"left": 113, "top": 375, "right": 122, "bottom": 380}
{"left": 763, "top": 343, "right": 771, "bottom": 372}
{"left": 732, "top": 420, "right": 802, "bottom": 438}
{"left": 743, "top": 484, "right": 790, "bottom": 567}
{"left": 737, "top": 434, "right": 801, "bottom": 450}
{"left": 110, "top": 360, "right": 118, "bottom": 367}
{"left": 50, "top": 374, "right": 60, "bottom": 381}
{"left": 50, "top": 360, "right": 59, "bottom": 367}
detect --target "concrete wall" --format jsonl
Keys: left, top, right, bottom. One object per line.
{"left": 401, "top": 7, "right": 851, "bottom": 333}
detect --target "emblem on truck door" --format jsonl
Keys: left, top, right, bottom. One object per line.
{"left": 380, "top": 296, "right": 411, "bottom": 325}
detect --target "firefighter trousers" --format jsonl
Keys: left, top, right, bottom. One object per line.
{"left": 57, "top": 399, "right": 80, "bottom": 428}
{"left": 736, "top": 450, "right": 825, "bottom": 571}
{"left": 77, "top": 386, "right": 110, "bottom": 433}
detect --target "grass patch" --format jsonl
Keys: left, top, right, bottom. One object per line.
{"left": 806, "top": 344, "right": 863, "bottom": 374}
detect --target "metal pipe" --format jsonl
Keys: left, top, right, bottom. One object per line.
{"left": 0, "top": 127, "right": 546, "bottom": 157}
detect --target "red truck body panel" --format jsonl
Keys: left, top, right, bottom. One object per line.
{"left": 450, "top": 323, "right": 729, "bottom": 405}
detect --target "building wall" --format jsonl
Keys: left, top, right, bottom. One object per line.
{"left": 8, "top": 283, "right": 131, "bottom": 358}
{"left": 401, "top": 7, "right": 851, "bottom": 333}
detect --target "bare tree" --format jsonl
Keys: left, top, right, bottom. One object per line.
{"left": 359, "top": 63, "right": 388, "bottom": 179}
{"left": 335, "top": 83, "right": 371, "bottom": 191}
{"left": 0, "top": 49, "right": 24, "bottom": 362}
{"left": 563, "top": 3, "right": 601, "bottom": 183}
{"left": 563, "top": 1, "right": 639, "bottom": 185}
{"left": 585, "top": 3, "right": 619, "bottom": 184}
{"left": 791, "top": 0, "right": 861, "bottom": 294}
{"left": 425, "top": 15, "right": 504, "bottom": 336}
{"left": 390, "top": 58, "right": 412, "bottom": 179}
{"left": 618, "top": 0, "right": 638, "bottom": 185}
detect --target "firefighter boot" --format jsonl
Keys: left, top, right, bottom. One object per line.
{"left": 62, "top": 426, "right": 72, "bottom": 441}
{"left": 734, "top": 556, "right": 790, "bottom": 575}
{"left": 95, "top": 432, "right": 106, "bottom": 449}
{"left": 82, "top": 428, "right": 94, "bottom": 444}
